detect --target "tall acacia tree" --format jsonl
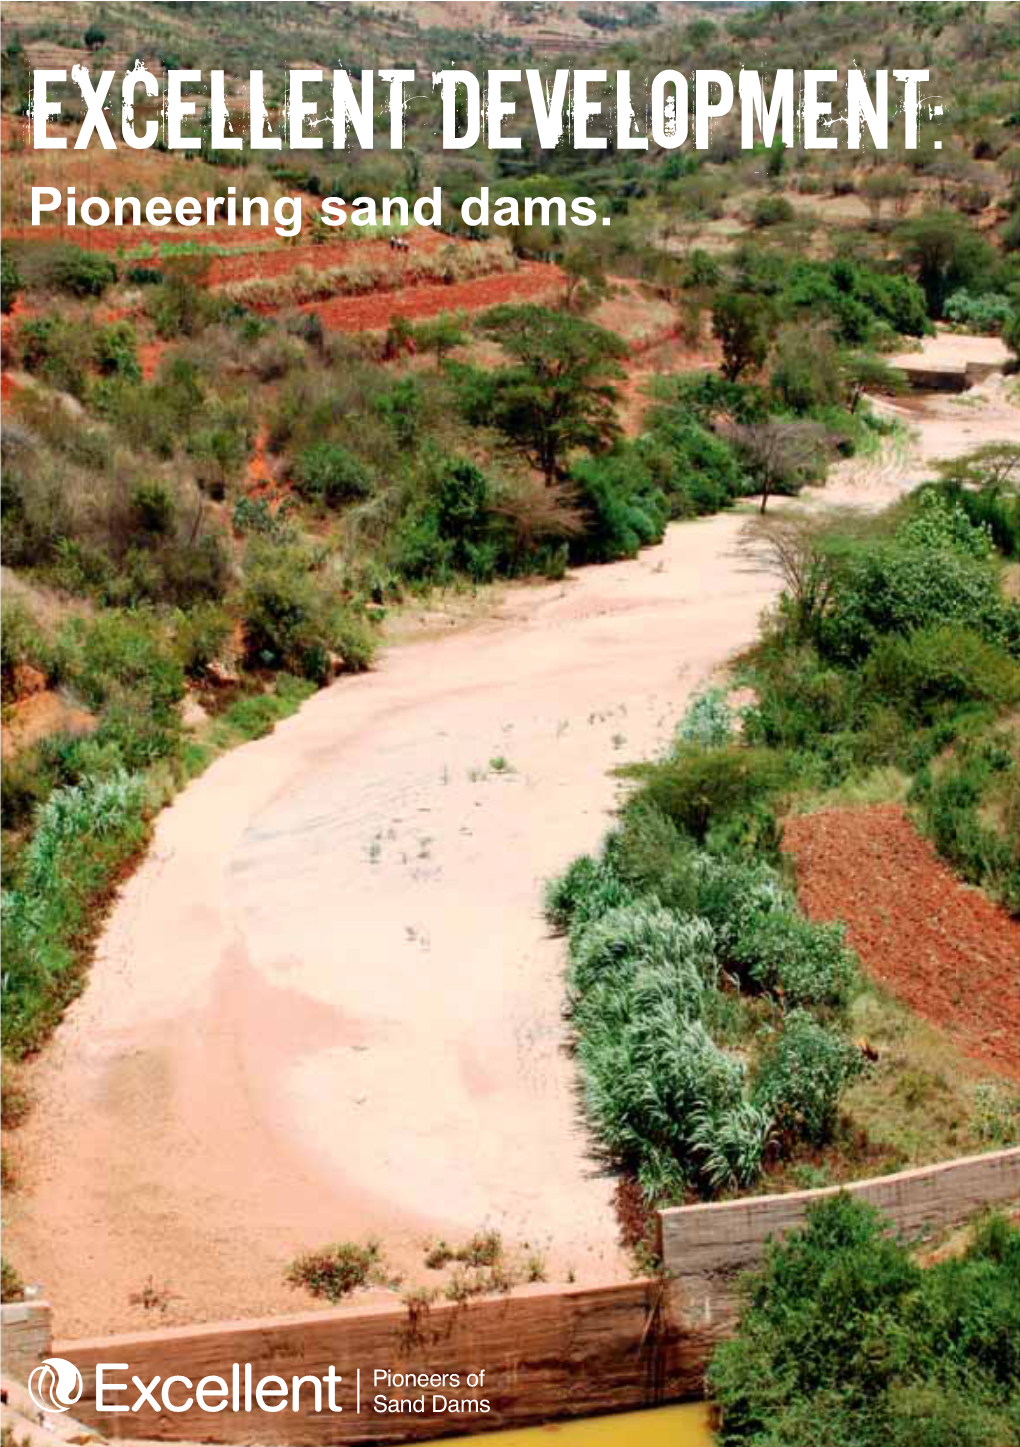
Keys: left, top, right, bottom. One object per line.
{"left": 471, "top": 305, "right": 627, "bottom": 483}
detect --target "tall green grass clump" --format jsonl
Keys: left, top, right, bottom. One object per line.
{"left": 547, "top": 691, "right": 864, "bottom": 1202}
{"left": 2, "top": 772, "right": 148, "bottom": 1054}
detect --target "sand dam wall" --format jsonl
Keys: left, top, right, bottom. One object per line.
{"left": 659, "top": 1146, "right": 1020, "bottom": 1327}
{"left": 5, "top": 1281, "right": 714, "bottom": 1444}
{"left": 4, "top": 1150, "right": 1018, "bottom": 1444}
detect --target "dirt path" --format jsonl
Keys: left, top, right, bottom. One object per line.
{"left": 8, "top": 341, "right": 1019, "bottom": 1339}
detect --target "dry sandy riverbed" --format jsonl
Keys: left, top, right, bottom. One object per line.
{"left": 8, "top": 347, "right": 1019, "bottom": 1338}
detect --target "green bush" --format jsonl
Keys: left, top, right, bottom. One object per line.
{"left": 95, "top": 322, "right": 141, "bottom": 381}
{"left": 543, "top": 853, "right": 635, "bottom": 933}
{"left": 628, "top": 745, "right": 790, "bottom": 844}
{"left": 820, "top": 493, "right": 1020, "bottom": 663}
{"left": 642, "top": 410, "right": 748, "bottom": 517}
{"left": 1, "top": 248, "right": 21, "bottom": 314}
{"left": 568, "top": 450, "right": 668, "bottom": 564}
{"left": 708, "top": 1196, "right": 1020, "bottom": 1447}
{"left": 242, "top": 548, "right": 375, "bottom": 681}
{"left": 934, "top": 478, "right": 1020, "bottom": 560}
{"left": 731, "top": 906, "right": 857, "bottom": 1011}
{"left": 743, "top": 646, "right": 852, "bottom": 750}
{"left": 689, "top": 852, "right": 790, "bottom": 957}
{"left": 394, "top": 459, "right": 509, "bottom": 585}
{"left": 754, "top": 1011, "right": 863, "bottom": 1141}
{"left": 286, "top": 1239, "right": 382, "bottom": 1302}
{"left": 18, "top": 315, "right": 92, "bottom": 398}
{"left": 0, "top": 598, "right": 51, "bottom": 687}
{"left": 578, "top": 991, "right": 746, "bottom": 1197}
{"left": 676, "top": 688, "right": 735, "bottom": 748}
{"left": 944, "top": 290, "right": 1014, "bottom": 333}
{"left": 752, "top": 195, "right": 795, "bottom": 228}
{"left": 172, "top": 603, "right": 233, "bottom": 678}
{"left": 860, "top": 625, "right": 1020, "bottom": 723}
{"left": 294, "top": 441, "right": 370, "bottom": 507}
{"left": 48, "top": 247, "right": 117, "bottom": 298}
{"left": 61, "top": 612, "right": 184, "bottom": 718}
{"left": 913, "top": 736, "right": 1020, "bottom": 914}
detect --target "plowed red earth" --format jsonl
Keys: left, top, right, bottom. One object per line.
{"left": 296, "top": 259, "right": 561, "bottom": 331}
{"left": 783, "top": 803, "right": 1020, "bottom": 1081}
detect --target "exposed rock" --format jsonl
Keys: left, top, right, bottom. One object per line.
{"left": 206, "top": 659, "right": 241, "bottom": 687}
{"left": 181, "top": 693, "right": 209, "bottom": 730}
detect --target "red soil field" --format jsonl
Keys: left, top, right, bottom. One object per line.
{"left": 296, "top": 259, "right": 561, "bottom": 331}
{"left": 783, "top": 803, "right": 1020, "bottom": 1081}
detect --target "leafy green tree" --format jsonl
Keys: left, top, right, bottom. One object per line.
{"left": 473, "top": 305, "right": 627, "bottom": 482}
{"left": 561, "top": 249, "right": 609, "bottom": 314}
{"left": 413, "top": 311, "right": 466, "bottom": 367}
{"left": 840, "top": 350, "right": 908, "bottom": 412}
{"left": 897, "top": 211, "right": 995, "bottom": 319}
{"left": 712, "top": 294, "right": 772, "bottom": 383}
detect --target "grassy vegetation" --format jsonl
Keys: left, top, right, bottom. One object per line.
{"left": 285, "top": 1238, "right": 386, "bottom": 1303}
{"left": 709, "top": 1196, "right": 1020, "bottom": 1447}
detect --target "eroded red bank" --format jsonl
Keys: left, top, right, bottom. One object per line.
{"left": 783, "top": 803, "right": 1020, "bottom": 1081}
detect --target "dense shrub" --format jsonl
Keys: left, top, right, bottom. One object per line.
{"left": 944, "top": 289, "right": 1014, "bottom": 333}
{"left": 578, "top": 992, "right": 748, "bottom": 1197}
{"left": 913, "top": 735, "right": 1020, "bottom": 914}
{"left": 708, "top": 1197, "right": 1020, "bottom": 1447}
{"left": 628, "top": 745, "right": 789, "bottom": 844}
{"left": 860, "top": 625, "right": 1020, "bottom": 722}
{"left": 568, "top": 450, "right": 668, "bottom": 563}
{"left": 1, "top": 248, "right": 21, "bottom": 313}
{"left": 819, "top": 493, "right": 1020, "bottom": 662}
{"left": 94, "top": 322, "right": 141, "bottom": 381}
{"left": 778, "top": 256, "right": 929, "bottom": 343}
{"left": 569, "top": 902, "right": 717, "bottom": 1001}
{"left": 0, "top": 598, "right": 52, "bottom": 688}
{"left": 242, "top": 548, "right": 375, "bottom": 681}
{"left": 395, "top": 459, "right": 510, "bottom": 584}
{"left": 294, "top": 441, "right": 370, "bottom": 507}
{"left": 754, "top": 1011, "right": 864, "bottom": 1140}
{"left": 676, "top": 688, "right": 735, "bottom": 748}
{"left": 751, "top": 195, "right": 795, "bottom": 228}
{"left": 47, "top": 247, "right": 117, "bottom": 298}
{"left": 721, "top": 901, "right": 857, "bottom": 1011}
{"left": 934, "top": 478, "right": 1020, "bottom": 560}
{"left": 642, "top": 410, "right": 748, "bottom": 517}
{"left": 543, "top": 853, "right": 636, "bottom": 934}
{"left": 743, "top": 646, "right": 851, "bottom": 751}
{"left": 17, "top": 315, "right": 92, "bottom": 397}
